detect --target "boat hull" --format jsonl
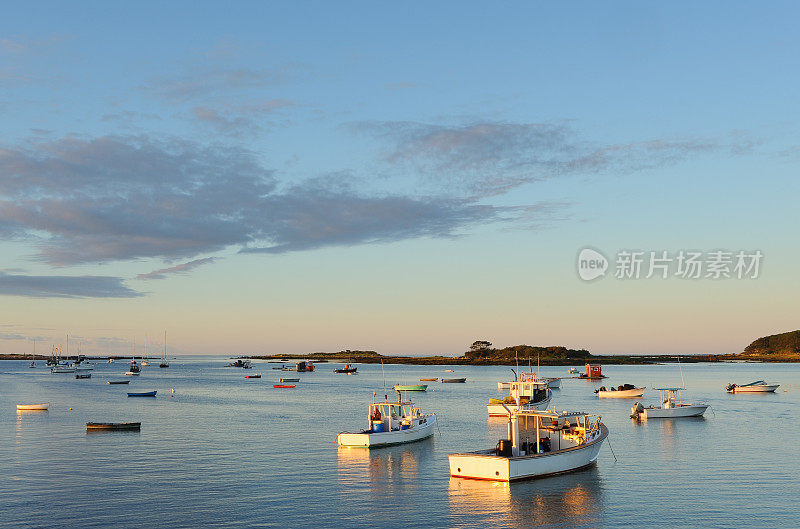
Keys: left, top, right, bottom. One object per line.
{"left": 17, "top": 403, "right": 49, "bottom": 410}
{"left": 338, "top": 415, "right": 436, "bottom": 448}
{"left": 86, "top": 422, "right": 141, "bottom": 430}
{"left": 643, "top": 404, "right": 708, "bottom": 418}
{"left": 449, "top": 424, "right": 607, "bottom": 482}
{"left": 487, "top": 391, "right": 552, "bottom": 417}
{"left": 127, "top": 391, "right": 157, "bottom": 397}
{"left": 393, "top": 384, "right": 427, "bottom": 392}
{"left": 597, "top": 388, "right": 645, "bottom": 398}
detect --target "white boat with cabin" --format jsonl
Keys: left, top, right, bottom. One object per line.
{"left": 630, "top": 388, "right": 708, "bottom": 419}
{"left": 488, "top": 373, "right": 552, "bottom": 416}
{"left": 337, "top": 392, "right": 436, "bottom": 448}
{"left": 725, "top": 380, "right": 779, "bottom": 393}
{"left": 449, "top": 408, "right": 608, "bottom": 482}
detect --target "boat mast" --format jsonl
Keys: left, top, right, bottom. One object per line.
{"left": 163, "top": 330, "right": 167, "bottom": 361}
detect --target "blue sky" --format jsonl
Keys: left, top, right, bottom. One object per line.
{"left": 1, "top": 2, "right": 798, "bottom": 355}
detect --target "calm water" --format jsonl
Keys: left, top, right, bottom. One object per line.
{"left": 1, "top": 358, "right": 798, "bottom": 528}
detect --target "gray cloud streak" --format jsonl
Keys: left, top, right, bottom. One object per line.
{"left": 0, "top": 273, "right": 143, "bottom": 298}
{"left": 138, "top": 257, "right": 217, "bottom": 280}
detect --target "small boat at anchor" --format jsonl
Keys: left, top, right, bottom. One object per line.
{"left": 725, "top": 380, "right": 780, "bottom": 393}
{"left": 279, "top": 378, "right": 299, "bottom": 383}
{"left": 273, "top": 384, "right": 296, "bottom": 388}
{"left": 127, "top": 391, "right": 157, "bottom": 397}
{"left": 107, "top": 380, "right": 130, "bottom": 385}
{"left": 488, "top": 372, "right": 552, "bottom": 417}
{"left": 393, "top": 384, "right": 427, "bottom": 392}
{"left": 17, "top": 403, "right": 50, "bottom": 411}
{"left": 595, "top": 384, "right": 645, "bottom": 398}
{"left": 630, "top": 388, "right": 708, "bottom": 419}
{"left": 337, "top": 390, "right": 436, "bottom": 448}
{"left": 449, "top": 408, "right": 608, "bottom": 482}
{"left": 86, "top": 422, "right": 141, "bottom": 431}
{"left": 75, "top": 373, "right": 92, "bottom": 379}
{"left": 442, "top": 377, "right": 467, "bottom": 383}
{"left": 420, "top": 378, "right": 438, "bottom": 382}
{"left": 334, "top": 364, "right": 358, "bottom": 374}
{"left": 245, "top": 374, "right": 261, "bottom": 379}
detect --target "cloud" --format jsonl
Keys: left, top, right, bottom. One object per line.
{"left": 351, "top": 120, "right": 728, "bottom": 197}
{"left": 0, "top": 135, "right": 520, "bottom": 265}
{"left": 0, "top": 273, "right": 143, "bottom": 298}
{"left": 148, "top": 66, "right": 297, "bottom": 102}
{"left": 138, "top": 257, "right": 216, "bottom": 280}
{"left": 192, "top": 99, "right": 297, "bottom": 136}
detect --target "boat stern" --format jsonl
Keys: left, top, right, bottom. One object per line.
{"left": 449, "top": 452, "right": 511, "bottom": 481}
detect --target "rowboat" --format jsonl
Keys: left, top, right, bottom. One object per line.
{"left": 274, "top": 384, "right": 296, "bottom": 388}
{"left": 725, "top": 380, "right": 780, "bottom": 393}
{"left": 279, "top": 378, "right": 299, "bottom": 383}
{"left": 595, "top": 384, "right": 645, "bottom": 398}
{"left": 124, "top": 371, "right": 140, "bottom": 376}
{"left": 393, "top": 384, "right": 427, "bottom": 392}
{"left": 420, "top": 378, "right": 438, "bottom": 382}
{"left": 631, "top": 388, "right": 708, "bottom": 419}
{"left": 86, "top": 422, "right": 141, "bottom": 431}
{"left": 337, "top": 391, "right": 436, "bottom": 448}
{"left": 449, "top": 409, "right": 607, "bottom": 482}
{"left": 17, "top": 403, "right": 49, "bottom": 411}
{"left": 107, "top": 380, "right": 130, "bottom": 385}
{"left": 127, "top": 391, "right": 157, "bottom": 397}
{"left": 75, "top": 373, "right": 92, "bottom": 379}
{"left": 245, "top": 374, "right": 261, "bottom": 379}
{"left": 442, "top": 378, "right": 467, "bottom": 383}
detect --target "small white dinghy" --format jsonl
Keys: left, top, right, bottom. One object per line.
{"left": 595, "top": 384, "right": 645, "bottom": 398}
{"left": 17, "top": 403, "right": 49, "bottom": 411}
{"left": 337, "top": 391, "right": 436, "bottom": 448}
{"left": 725, "top": 380, "right": 780, "bottom": 393}
{"left": 449, "top": 408, "right": 608, "bottom": 482}
{"left": 631, "top": 388, "right": 708, "bottom": 419}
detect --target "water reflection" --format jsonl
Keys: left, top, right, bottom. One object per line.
{"left": 336, "top": 438, "right": 435, "bottom": 489}
{"left": 448, "top": 468, "right": 603, "bottom": 528}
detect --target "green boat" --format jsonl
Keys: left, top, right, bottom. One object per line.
{"left": 393, "top": 384, "right": 428, "bottom": 392}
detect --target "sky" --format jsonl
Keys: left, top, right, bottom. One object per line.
{"left": 1, "top": 2, "right": 799, "bottom": 356}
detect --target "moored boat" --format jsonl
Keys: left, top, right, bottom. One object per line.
{"left": 449, "top": 409, "right": 608, "bottom": 482}
{"left": 578, "top": 364, "right": 606, "bottom": 379}
{"left": 273, "top": 384, "right": 296, "bottom": 388}
{"left": 337, "top": 391, "right": 436, "bottom": 448}
{"left": 17, "top": 403, "right": 50, "bottom": 411}
{"left": 420, "top": 378, "right": 438, "bottom": 382}
{"left": 279, "top": 378, "right": 299, "bottom": 383}
{"left": 107, "top": 380, "right": 130, "bottom": 384}
{"left": 245, "top": 374, "right": 261, "bottom": 379}
{"left": 631, "top": 388, "right": 708, "bottom": 419}
{"left": 488, "top": 373, "right": 552, "bottom": 417}
{"left": 393, "top": 384, "right": 427, "bottom": 392}
{"left": 725, "top": 380, "right": 780, "bottom": 393}
{"left": 75, "top": 373, "right": 92, "bottom": 379}
{"left": 86, "top": 422, "right": 141, "bottom": 430}
{"left": 442, "top": 377, "right": 467, "bottom": 383}
{"left": 595, "top": 384, "right": 645, "bottom": 398}
{"left": 127, "top": 391, "right": 157, "bottom": 397}
{"left": 334, "top": 364, "right": 358, "bottom": 374}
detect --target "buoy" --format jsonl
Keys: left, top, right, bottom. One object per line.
{"left": 69, "top": 408, "right": 72, "bottom": 410}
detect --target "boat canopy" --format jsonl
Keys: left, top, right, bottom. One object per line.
{"left": 653, "top": 387, "right": 685, "bottom": 391}
{"left": 513, "top": 409, "right": 594, "bottom": 420}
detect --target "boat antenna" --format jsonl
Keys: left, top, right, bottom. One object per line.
{"left": 515, "top": 351, "right": 519, "bottom": 379}
{"left": 381, "top": 359, "right": 387, "bottom": 401}
{"left": 678, "top": 355, "right": 686, "bottom": 389}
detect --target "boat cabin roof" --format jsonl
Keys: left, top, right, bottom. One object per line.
{"left": 654, "top": 387, "right": 685, "bottom": 391}
{"left": 514, "top": 409, "right": 593, "bottom": 420}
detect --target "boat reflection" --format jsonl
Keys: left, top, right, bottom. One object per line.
{"left": 448, "top": 467, "right": 603, "bottom": 528}
{"left": 336, "top": 438, "right": 435, "bottom": 490}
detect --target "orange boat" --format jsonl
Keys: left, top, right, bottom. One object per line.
{"left": 273, "top": 384, "right": 296, "bottom": 388}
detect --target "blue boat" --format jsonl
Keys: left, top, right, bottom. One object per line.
{"left": 127, "top": 391, "right": 157, "bottom": 397}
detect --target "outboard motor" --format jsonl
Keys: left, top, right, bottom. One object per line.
{"left": 630, "top": 401, "right": 644, "bottom": 419}
{"left": 725, "top": 383, "right": 735, "bottom": 392}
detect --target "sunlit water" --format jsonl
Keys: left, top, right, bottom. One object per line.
{"left": 1, "top": 358, "right": 798, "bottom": 528}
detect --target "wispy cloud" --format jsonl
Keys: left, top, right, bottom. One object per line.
{"left": 0, "top": 273, "right": 143, "bottom": 298}
{"left": 138, "top": 257, "right": 216, "bottom": 280}
{"left": 192, "top": 99, "right": 297, "bottom": 136}
{"left": 351, "top": 120, "right": 737, "bottom": 197}
{"left": 148, "top": 66, "right": 298, "bottom": 102}
{"left": 0, "top": 135, "right": 525, "bottom": 265}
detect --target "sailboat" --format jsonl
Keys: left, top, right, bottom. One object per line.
{"left": 159, "top": 330, "right": 169, "bottom": 368}
{"left": 125, "top": 339, "right": 140, "bottom": 376}
{"left": 29, "top": 340, "right": 36, "bottom": 368}
{"left": 140, "top": 335, "right": 149, "bottom": 366}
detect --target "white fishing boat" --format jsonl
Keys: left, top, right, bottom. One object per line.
{"left": 337, "top": 391, "right": 436, "bottom": 448}
{"left": 17, "top": 403, "right": 50, "bottom": 411}
{"left": 725, "top": 380, "right": 780, "bottom": 393}
{"left": 630, "top": 388, "right": 708, "bottom": 419}
{"left": 488, "top": 373, "right": 552, "bottom": 416}
{"left": 568, "top": 367, "right": 579, "bottom": 374}
{"left": 51, "top": 365, "right": 76, "bottom": 373}
{"left": 595, "top": 384, "right": 645, "bottom": 398}
{"left": 449, "top": 408, "right": 608, "bottom": 482}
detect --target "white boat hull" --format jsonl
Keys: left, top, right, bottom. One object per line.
{"left": 488, "top": 391, "right": 552, "bottom": 417}
{"left": 597, "top": 387, "right": 645, "bottom": 398}
{"left": 125, "top": 372, "right": 140, "bottom": 376}
{"left": 643, "top": 404, "right": 708, "bottom": 418}
{"left": 337, "top": 415, "right": 436, "bottom": 447}
{"left": 17, "top": 403, "right": 49, "bottom": 410}
{"left": 449, "top": 424, "right": 607, "bottom": 482}
{"left": 730, "top": 385, "right": 779, "bottom": 393}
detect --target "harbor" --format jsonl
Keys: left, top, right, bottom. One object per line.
{"left": 3, "top": 357, "right": 799, "bottom": 527}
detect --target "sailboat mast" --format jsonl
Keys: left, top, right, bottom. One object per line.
{"left": 164, "top": 330, "right": 167, "bottom": 361}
